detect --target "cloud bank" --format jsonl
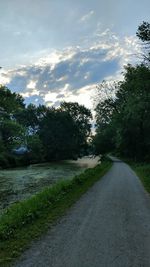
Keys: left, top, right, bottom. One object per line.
{"left": 0, "top": 28, "right": 141, "bottom": 109}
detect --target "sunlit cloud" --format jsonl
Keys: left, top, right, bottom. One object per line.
{"left": 1, "top": 27, "right": 141, "bottom": 109}
{"left": 27, "top": 80, "right": 36, "bottom": 89}
{"left": 0, "top": 70, "right": 11, "bottom": 84}
{"left": 79, "top": 10, "right": 95, "bottom": 23}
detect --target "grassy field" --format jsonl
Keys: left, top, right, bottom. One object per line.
{"left": 0, "top": 159, "right": 112, "bottom": 266}
{"left": 132, "top": 163, "right": 150, "bottom": 193}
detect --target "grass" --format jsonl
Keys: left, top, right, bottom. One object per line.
{"left": 131, "top": 163, "right": 150, "bottom": 193}
{"left": 0, "top": 160, "right": 112, "bottom": 266}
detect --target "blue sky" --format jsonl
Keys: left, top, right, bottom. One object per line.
{"left": 0, "top": 0, "right": 149, "bottom": 109}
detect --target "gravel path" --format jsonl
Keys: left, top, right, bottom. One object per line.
{"left": 14, "top": 159, "right": 150, "bottom": 267}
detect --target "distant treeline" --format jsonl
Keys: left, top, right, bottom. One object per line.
{"left": 93, "top": 21, "right": 150, "bottom": 161}
{"left": 0, "top": 88, "right": 92, "bottom": 168}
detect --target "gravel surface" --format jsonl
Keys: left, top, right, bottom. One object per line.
{"left": 14, "top": 159, "right": 150, "bottom": 267}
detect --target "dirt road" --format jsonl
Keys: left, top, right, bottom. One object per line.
{"left": 14, "top": 160, "right": 150, "bottom": 267}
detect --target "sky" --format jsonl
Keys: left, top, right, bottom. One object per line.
{"left": 0, "top": 0, "right": 149, "bottom": 109}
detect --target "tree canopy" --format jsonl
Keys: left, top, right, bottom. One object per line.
{"left": 93, "top": 22, "right": 150, "bottom": 161}
{"left": 136, "top": 21, "right": 150, "bottom": 42}
{"left": 0, "top": 86, "right": 92, "bottom": 168}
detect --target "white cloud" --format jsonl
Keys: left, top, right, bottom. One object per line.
{"left": 0, "top": 70, "right": 11, "bottom": 84}
{"left": 21, "top": 89, "right": 39, "bottom": 98}
{"left": 1, "top": 27, "right": 142, "bottom": 110}
{"left": 27, "top": 80, "right": 36, "bottom": 89}
{"left": 79, "top": 10, "right": 94, "bottom": 23}
{"left": 44, "top": 92, "right": 58, "bottom": 104}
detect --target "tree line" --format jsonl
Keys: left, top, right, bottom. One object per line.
{"left": 1, "top": 21, "right": 149, "bottom": 167}
{"left": 93, "top": 21, "right": 150, "bottom": 162}
{"left": 0, "top": 88, "right": 92, "bottom": 168}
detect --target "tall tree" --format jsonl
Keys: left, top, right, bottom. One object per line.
{"left": 60, "top": 102, "right": 92, "bottom": 155}
{"left": 0, "top": 85, "right": 24, "bottom": 118}
{"left": 0, "top": 86, "right": 25, "bottom": 152}
{"left": 39, "top": 108, "right": 78, "bottom": 160}
{"left": 94, "top": 64, "right": 150, "bottom": 161}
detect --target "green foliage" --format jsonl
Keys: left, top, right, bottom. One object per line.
{"left": 136, "top": 21, "right": 150, "bottom": 64}
{"left": 15, "top": 103, "right": 39, "bottom": 133}
{"left": 132, "top": 163, "right": 150, "bottom": 193}
{"left": 0, "top": 153, "right": 19, "bottom": 168}
{"left": 0, "top": 140, "right": 5, "bottom": 153}
{"left": 27, "top": 134, "right": 45, "bottom": 163}
{"left": 136, "top": 21, "right": 150, "bottom": 42}
{"left": 0, "top": 85, "right": 24, "bottom": 117}
{"left": 39, "top": 108, "right": 76, "bottom": 160}
{"left": 29, "top": 102, "right": 92, "bottom": 161}
{"left": 0, "top": 84, "right": 92, "bottom": 167}
{"left": 94, "top": 21, "right": 150, "bottom": 161}
{"left": 60, "top": 102, "right": 92, "bottom": 156}
{"left": 0, "top": 154, "right": 9, "bottom": 168}
{"left": 94, "top": 64, "right": 150, "bottom": 161}
{"left": 1, "top": 120, "right": 25, "bottom": 149}
{"left": 93, "top": 123, "right": 115, "bottom": 155}
{"left": 0, "top": 86, "right": 26, "bottom": 167}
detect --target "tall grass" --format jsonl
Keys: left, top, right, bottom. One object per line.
{"left": 133, "top": 163, "right": 150, "bottom": 193}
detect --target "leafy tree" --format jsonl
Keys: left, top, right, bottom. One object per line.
{"left": 0, "top": 85, "right": 24, "bottom": 117}
{"left": 39, "top": 109, "right": 78, "bottom": 160}
{"left": 1, "top": 120, "right": 25, "bottom": 150}
{"left": 93, "top": 123, "right": 115, "bottom": 155}
{"left": 94, "top": 64, "right": 150, "bottom": 161}
{"left": 27, "top": 134, "right": 45, "bottom": 163}
{"left": 0, "top": 87, "right": 92, "bottom": 166}
{"left": 136, "top": 21, "right": 150, "bottom": 42}
{"left": 15, "top": 103, "right": 39, "bottom": 134}
{"left": 94, "top": 22, "right": 150, "bottom": 160}
{"left": 60, "top": 102, "right": 92, "bottom": 155}
{"left": 0, "top": 86, "right": 25, "bottom": 153}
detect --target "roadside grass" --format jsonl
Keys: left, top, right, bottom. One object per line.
{"left": 0, "top": 159, "right": 112, "bottom": 266}
{"left": 132, "top": 163, "right": 150, "bottom": 193}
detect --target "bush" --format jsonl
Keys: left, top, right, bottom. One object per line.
{"left": 6, "top": 154, "right": 17, "bottom": 167}
{"left": 0, "top": 154, "right": 9, "bottom": 168}
{"left": 133, "top": 163, "right": 150, "bottom": 192}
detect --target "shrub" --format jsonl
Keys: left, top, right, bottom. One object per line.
{"left": 0, "top": 154, "right": 9, "bottom": 168}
